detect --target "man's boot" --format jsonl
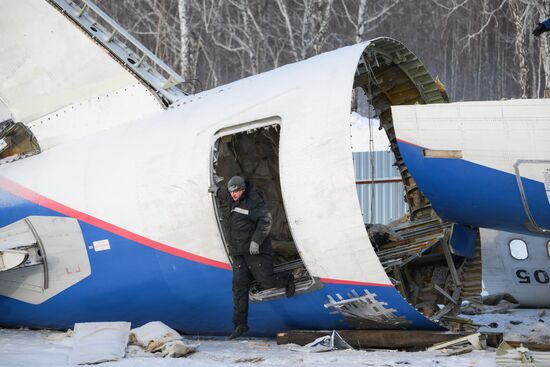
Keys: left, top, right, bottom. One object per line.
{"left": 285, "top": 274, "right": 296, "bottom": 298}
{"left": 228, "top": 324, "right": 249, "bottom": 340}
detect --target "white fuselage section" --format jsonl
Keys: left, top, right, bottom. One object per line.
{"left": 1, "top": 42, "right": 390, "bottom": 287}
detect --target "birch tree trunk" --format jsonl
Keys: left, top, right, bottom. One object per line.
{"left": 534, "top": 2, "right": 550, "bottom": 97}
{"left": 356, "top": 0, "right": 367, "bottom": 43}
{"left": 178, "top": 0, "right": 193, "bottom": 81}
{"left": 510, "top": 0, "right": 530, "bottom": 98}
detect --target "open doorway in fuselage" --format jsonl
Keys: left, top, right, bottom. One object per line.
{"left": 211, "top": 118, "right": 317, "bottom": 301}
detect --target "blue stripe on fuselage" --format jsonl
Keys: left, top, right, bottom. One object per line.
{"left": 0, "top": 184, "right": 441, "bottom": 335}
{"left": 398, "top": 141, "right": 550, "bottom": 236}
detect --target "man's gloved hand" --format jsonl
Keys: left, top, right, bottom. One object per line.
{"left": 208, "top": 184, "right": 218, "bottom": 195}
{"left": 249, "top": 241, "right": 260, "bottom": 255}
{"left": 533, "top": 23, "right": 546, "bottom": 37}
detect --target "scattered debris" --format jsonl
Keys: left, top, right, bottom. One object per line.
{"left": 427, "top": 332, "right": 484, "bottom": 356}
{"left": 496, "top": 342, "right": 550, "bottom": 366}
{"left": 278, "top": 329, "right": 471, "bottom": 350}
{"left": 152, "top": 340, "right": 197, "bottom": 358}
{"left": 439, "top": 346, "right": 474, "bottom": 356}
{"left": 461, "top": 293, "right": 519, "bottom": 315}
{"left": 510, "top": 320, "right": 523, "bottom": 325}
{"left": 45, "top": 329, "right": 73, "bottom": 342}
{"left": 439, "top": 315, "right": 479, "bottom": 333}
{"left": 324, "top": 289, "right": 411, "bottom": 328}
{"left": 63, "top": 321, "right": 198, "bottom": 364}
{"left": 505, "top": 340, "right": 550, "bottom": 353}
{"left": 69, "top": 322, "right": 131, "bottom": 365}
{"left": 129, "top": 321, "right": 198, "bottom": 358}
{"left": 484, "top": 332, "right": 505, "bottom": 348}
{"left": 130, "top": 321, "right": 182, "bottom": 352}
{"left": 483, "top": 294, "right": 519, "bottom": 306}
{"left": 235, "top": 357, "right": 265, "bottom": 363}
{"left": 246, "top": 341, "right": 272, "bottom": 349}
{"left": 125, "top": 345, "right": 154, "bottom": 358}
{"left": 290, "top": 331, "right": 353, "bottom": 353}
{"left": 365, "top": 223, "right": 401, "bottom": 250}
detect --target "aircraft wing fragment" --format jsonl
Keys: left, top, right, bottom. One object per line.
{"left": 0, "top": 0, "right": 140, "bottom": 123}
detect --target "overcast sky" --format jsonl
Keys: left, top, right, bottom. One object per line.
{"left": 0, "top": 99, "right": 11, "bottom": 121}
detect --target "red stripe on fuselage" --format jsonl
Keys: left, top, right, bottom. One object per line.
{"left": 396, "top": 138, "right": 424, "bottom": 148}
{"left": 0, "top": 176, "right": 232, "bottom": 270}
{"left": 0, "top": 176, "right": 394, "bottom": 287}
{"left": 320, "top": 278, "right": 393, "bottom": 287}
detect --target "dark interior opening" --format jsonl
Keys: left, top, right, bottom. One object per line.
{"left": 0, "top": 120, "right": 40, "bottom": 162}
{"left": 211, "top": 123, "right": 317, "bottom": 301}
{"left": 350, "top": 39, "right": 482, "bottom": 329}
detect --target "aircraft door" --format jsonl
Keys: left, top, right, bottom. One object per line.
{"left": 210, "top": 118, "right": 319, "bottom": 301}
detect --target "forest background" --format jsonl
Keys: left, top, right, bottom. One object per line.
{"left": 98, "top": 0, "right": 550, "bottom": 101}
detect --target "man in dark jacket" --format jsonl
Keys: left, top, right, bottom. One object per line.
{"left": 217, "top": 175, "right": 295, "bottom": 339}
{"left": 533, "top": 18, "right": 550, "bottom": 37}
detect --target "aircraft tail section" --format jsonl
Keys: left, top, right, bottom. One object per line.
{"left": 47, "top": 0, "right": 187, "bottom": 105}
{"left": 391, "top": 99, "right": 550, "bottom": 236}
{"left": 0, "top": 0, "right": 186, "bottom": 160}
{"left": 0, "top": 0, "right": 139, "bottom": 123}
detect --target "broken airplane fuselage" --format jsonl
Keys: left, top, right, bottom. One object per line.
{"left": 0, "top": 0, "right": 481, "bottom": 335}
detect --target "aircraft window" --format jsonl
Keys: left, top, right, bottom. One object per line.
{"left": 547, "top": 241, "right": 550, "bottom": 257}
{"left": 509, "top": 239, "right": 528, "bottom": 260}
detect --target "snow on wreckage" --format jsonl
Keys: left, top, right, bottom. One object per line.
{"left": 0, "top": 0, "right": 480, "bottom": 336}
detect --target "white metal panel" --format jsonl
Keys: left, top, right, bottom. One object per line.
{"left": 0, "top": 42, "right": 392, "bottom": 285}
{"left": 481, "top": 228, "right": 550, "bottom": 307}
{"left": 391, "top": 99, "right": 550, "bottom": 182}
{"left": 27, "top": 84, "right": 163, "bottom": 151}
{"left": 0, "top": 0, "right": 142, "bottom": 122}
{"left": 0, "top": 216, "right": 91, "bottom": 304}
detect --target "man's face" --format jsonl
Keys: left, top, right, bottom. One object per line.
{"left": 230, "top": 188, "right": 245, "bottom": 201}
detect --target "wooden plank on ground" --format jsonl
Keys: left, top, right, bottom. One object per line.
{"left": 506, "top": 340, "right": 550, "bottom": 351}
{"left": 277, "top": 330, "right": 470, "bottom": 350}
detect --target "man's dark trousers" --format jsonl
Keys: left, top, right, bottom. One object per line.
{"left": 232, "top": 254, "right": 291, "bottom": 326}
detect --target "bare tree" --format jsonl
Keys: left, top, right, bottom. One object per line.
{"left": 178, "top": 0, "right": 192, "bottom": 80}
{"left": 509, "top": 0, "right": 532, "bottom": 97}
{"left": 96, "top": 0, "right": 547, "bottom": 100}
{"left": 532, "top": 1, "right": 550, "bottom": 96}
{"left": 338, "top": 0, "right": 401, "bottom": 44}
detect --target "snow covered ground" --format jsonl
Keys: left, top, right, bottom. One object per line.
{"left": 469, "top": 308, "right": 550, "bottom": 345}
{"left": 0, "top": 309, "right": 548, "bottom": 367}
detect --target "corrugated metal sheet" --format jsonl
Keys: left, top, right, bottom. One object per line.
{"left": 353, "top": 151, "right": 407, "bottom": 224}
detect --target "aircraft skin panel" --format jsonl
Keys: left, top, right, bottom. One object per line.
{"left": 391, "top": 100, "right": 550, "bottom": 181}
{"left": 0, "top": 215, "right": 91, "bottom": 304}
{"left": 26, "top": 83, "right": 163, "bottom": 151}
{"left": 396, "top": 140, "right": 550, "bottom": 234}
{"left": 481, "top": 228, "right": 550, "bottom": 307}
{"left": 0, "top": 178, "right": 441, "bottom": 334}
{"left": 0, "top": 0, "right": 142, "bottom": 123}
{"left": 392, "top": 100, "right": 550, "bottom": 235}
